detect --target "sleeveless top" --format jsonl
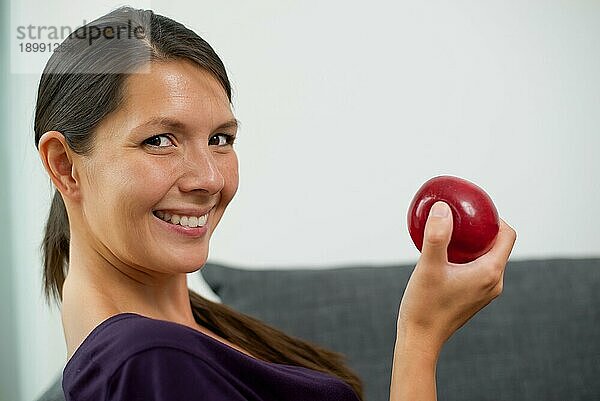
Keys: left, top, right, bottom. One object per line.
{"left": 62, "top": 313, "right": 361, "bottom": 401}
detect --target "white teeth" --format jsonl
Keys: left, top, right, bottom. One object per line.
{"left": 154, "top": 211, "right": 208, "bottom": 228}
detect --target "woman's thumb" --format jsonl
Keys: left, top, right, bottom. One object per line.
{"left": 420, "top": 201, "right": 454, "bottom": 265}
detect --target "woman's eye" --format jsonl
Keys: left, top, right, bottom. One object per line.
{"left": 209, "top": 133, "right": 237, "bottom": 147}
{"left": 143, "top": 134, "right": 174, "bottom": 148}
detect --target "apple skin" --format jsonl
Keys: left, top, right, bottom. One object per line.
{"left": 407, "top": 175, "right": 500, "bottom": 264}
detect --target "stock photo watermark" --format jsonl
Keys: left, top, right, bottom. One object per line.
{"left": 15, "top": 19, "right": 146, "bottom": 52}
{"left": 11, "top": 16, "right": 152, "bottom": 74}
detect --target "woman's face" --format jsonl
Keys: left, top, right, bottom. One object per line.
{"left": 75, "top": 60, "right": 238, "bottom": 276}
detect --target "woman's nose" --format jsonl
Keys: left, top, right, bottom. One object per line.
{"left": 177, "top": 148, "right": 224, "bottom": 195}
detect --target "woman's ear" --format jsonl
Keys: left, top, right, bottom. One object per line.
{"left": 38, "top": 131, "right": 82, "bottom": 201}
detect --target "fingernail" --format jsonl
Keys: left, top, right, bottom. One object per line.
{"left": 430, "top": 202, "right": 450, "bottom": 218}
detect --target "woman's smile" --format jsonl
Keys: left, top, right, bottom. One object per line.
{"left": 152, "top": 207, "right": 213, "bottom": 238}
{"left": 152, "top": 209, "right": 212, "bottom": 238}
{"left": 154, "top": 209, "right": 210, "bottom": 228}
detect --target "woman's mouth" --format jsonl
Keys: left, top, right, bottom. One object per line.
{"left": 153, "top": 210, "right": 209, "bottom": 228}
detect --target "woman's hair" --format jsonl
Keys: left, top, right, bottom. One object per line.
{"left": 35, "top": 7, "right": 363, "bottom": 399}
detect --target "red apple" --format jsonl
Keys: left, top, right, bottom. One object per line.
{"left": 407, "top": 175, "right": 500, "bottom": 264}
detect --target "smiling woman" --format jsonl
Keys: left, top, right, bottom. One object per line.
{"left": 35, "top": 7, "right": 363, "bottom": 401}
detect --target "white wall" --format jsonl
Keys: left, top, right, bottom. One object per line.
{"left": 7, "top": 1, "right": 600, "bottom": 400}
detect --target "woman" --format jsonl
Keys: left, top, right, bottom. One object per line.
{"left": 36, "top": 7, "right": 516, "bottom": 401}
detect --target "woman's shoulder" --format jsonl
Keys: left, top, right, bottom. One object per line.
{"left": 62, "top": 313, "right": 248, "bottom": 400}
{"left": 62, "top": 313, "right": 223, "bottom": 397}
{"left": 64, "top": 313, "right": 211, "bottom": 373}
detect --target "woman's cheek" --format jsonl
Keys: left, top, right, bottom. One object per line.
{"left": 222, "top": 153, "right": 239, "bottom": 201}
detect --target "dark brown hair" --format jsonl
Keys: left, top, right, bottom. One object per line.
{"left": 35, "top": 7, "right": 363, "bottom": 399}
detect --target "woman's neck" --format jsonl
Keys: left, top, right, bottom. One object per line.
{"left": 61, "top": 233, "right": 198, "bottom": 359}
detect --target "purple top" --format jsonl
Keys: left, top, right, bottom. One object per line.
{"left": 63, "top": 313, "right": 360, "bottom": 401}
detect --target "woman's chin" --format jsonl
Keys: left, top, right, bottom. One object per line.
{"left": 151, "top": 251, "right": 208, "bottom": 275}
{"left": 177, "top": 257, "right": 208, "bottom": 274}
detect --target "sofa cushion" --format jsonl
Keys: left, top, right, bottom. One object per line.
{"left": 202, "top": 258, "right": 600, "bottom": 401}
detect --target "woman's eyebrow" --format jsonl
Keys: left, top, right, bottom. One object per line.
{"left": 131, "top": 117, "right": 240, "bottom": 133}
{"left": 215, "top": 118, "right": 240, "bottom": 131}
{"left": 132, "top": 117, "right": 186, "bottom": 132}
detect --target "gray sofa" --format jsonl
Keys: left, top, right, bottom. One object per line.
{"left": 38, "top": 258, "right": 599, "bottom": 401}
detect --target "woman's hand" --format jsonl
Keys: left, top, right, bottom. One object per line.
{"left": 389, "top": 201, "right": 517, "bottom": 401}
{"left": 398, "top": 201, "right": 517, "bottom": 354}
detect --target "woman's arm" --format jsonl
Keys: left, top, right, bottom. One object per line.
{"left": 389, "top": 328, "right": 438, "bottom": 401}
{"left": 389, "top": 201, "right": 517, "bottom": 401}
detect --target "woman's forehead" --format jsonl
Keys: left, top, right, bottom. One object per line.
{"left": 109, "top": 60, "right": 234, "bottom": 134}
{"left": 124, "top": 60, "right": 230, "bottom": 109}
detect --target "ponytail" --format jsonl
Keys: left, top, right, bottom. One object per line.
{"left": 42, "top": 190, "right": 70, "bottom": 304}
